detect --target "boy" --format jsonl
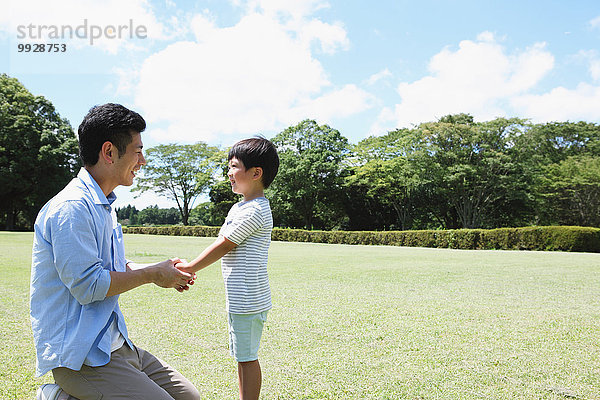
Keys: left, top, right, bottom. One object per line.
{"left": 177, "top": 137, "right": 279, "bottom": 400}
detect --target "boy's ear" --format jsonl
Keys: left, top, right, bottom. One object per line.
{"left": 252, "top": 166, "right": 263, "bottom": 181}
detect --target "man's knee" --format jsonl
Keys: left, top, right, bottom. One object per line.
{"left": 176, "top": 385, "right": 201, "bottom": 400}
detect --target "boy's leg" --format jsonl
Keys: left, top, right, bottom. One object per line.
{"left": 238, "top": 360, "right": 261, "bottom": 400}
{"left": 52, "top": 344, "right": 199, "bottom": 400}
{"left": 228, "top": 312, "right": 268, "bottom": 400}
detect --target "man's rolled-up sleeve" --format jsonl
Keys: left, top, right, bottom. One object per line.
{"left": 49, "top": 201, "right": 111, "bottom": 305}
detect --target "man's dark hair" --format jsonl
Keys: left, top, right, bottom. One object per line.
{"left": 228, "top": 136, "right": 279, "bottom": 189}
{"left": 78, "top": 103, "right": 146, "bottom": 166}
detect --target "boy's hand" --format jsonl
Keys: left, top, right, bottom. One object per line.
{"left": 175, "top": 261, "right": 195, "bottom": 276}
{"left": 174, "top": 260, "right": 197, "bottom": 291}
{"left": 172, "top": 236, "right": 236, "bottom": 277}
{"left": 149, "top": 258, "right": 194, "bottom": 292}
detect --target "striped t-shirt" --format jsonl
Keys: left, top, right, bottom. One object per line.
{"left": 219, "top": 197, "right": 273, "bottom": 314}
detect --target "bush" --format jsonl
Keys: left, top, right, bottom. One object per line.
{"left": 123, "top": 226, "right": 220, "bottom": 237}
{"left": 121, "top": 226, "right": 600, "bottom": 253}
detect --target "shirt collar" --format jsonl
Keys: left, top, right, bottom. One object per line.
{"left": 77, "top": 168, "right": 117, "bottom": 206}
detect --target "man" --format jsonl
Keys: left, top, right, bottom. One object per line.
{"left": 31, "top": 103, "right": 200, "bottom": 400}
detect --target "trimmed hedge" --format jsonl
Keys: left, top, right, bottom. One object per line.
{"left": 121, "top": 225, "right": 600, "bottom": 253}
{"left": 123, "top": 225, "right": 221, "bottom": 237}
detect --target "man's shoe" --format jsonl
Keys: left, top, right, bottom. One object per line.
{"left": 36, "top": 384, "right": 65, "bottom": 400}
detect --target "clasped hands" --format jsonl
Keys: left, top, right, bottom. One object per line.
{"left": 173, "top": 258, "right": 198, "bottom": 293}
{"left": 152, "top": 258, "right": 197, "bottom": 293}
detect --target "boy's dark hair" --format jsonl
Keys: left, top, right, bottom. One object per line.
{"left": 228, "top": 136, "right": 279, "bottom": 189}
{"left": 78, "top": 103, "right": 146, "bottom": 166}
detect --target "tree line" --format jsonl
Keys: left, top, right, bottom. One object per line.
{"left": 272, "top": 116, "right": 600, "bottom": 230}
{"left": 115, "top": 203, "right": 224, "bottom": 227}
{"left": 2, "top": 74, "right": 599, "bottom": 231}
{"left": 0, "top": 74, "right": 80, "bottom": 230}
{"left": 121, "top": 116, "right": 600, "bottom": 231}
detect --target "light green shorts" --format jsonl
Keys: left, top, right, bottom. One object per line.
{"left": 227, "top": 311, "right": 268, "bottom": 362}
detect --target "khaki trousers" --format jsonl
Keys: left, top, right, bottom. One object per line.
{"left": 52, "top": 344, "right": 200, "bottom": 400}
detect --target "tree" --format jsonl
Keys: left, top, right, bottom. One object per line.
{"left": 346, "top": 157, "right": 421, "bottom": 230}
{"left": 347, "top": 128, "right": 428, "bottom": 230}
{"left": 136, "top": 205, "right": 182, "bottom": 225}
{"left": 269, "top": 120, "right": 349, "bottom": 229}
{"left": 188, "top": 201, "right": 232, "bottom": 226}
{"left": 527, "top": 121, "right": 600, "bottom": 162}
{"left": 116, "top": 205, "right": 139, "bottom": 225}
{"left": 0, "top": 74, "right": 80, "bottom": 230}
{"left": 133, "top": 143, "right": 221, "bottom": 225}
{"left": 510, "top": 121, "right": 600, "bottom": 225}
{"left": 414, "top": 116, "right": 532, "bottom": 229}
{"left": 538, "top": 156, "right": 600, "bottom": 227}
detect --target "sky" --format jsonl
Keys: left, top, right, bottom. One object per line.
{"left": 2, "top": 0, "right": 600, "bottom": 209}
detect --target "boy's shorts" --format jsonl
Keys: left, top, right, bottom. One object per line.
{"left": 227, "top": 311, "right": 268, "bottom": 362}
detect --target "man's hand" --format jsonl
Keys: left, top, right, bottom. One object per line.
{"left": 148, "top": 258, "right": 195, "bottom": 292}
{"left": 108, "top": 258, "right": 196, "bottom": 297}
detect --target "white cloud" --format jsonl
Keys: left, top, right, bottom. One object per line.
{"left": 112, "top": 184, "right": 177, "bottom": 210}
{"left": 511, "top": 83, "right": 600, "bottom": 123}
{"left": 371, "top": 32, "right": 556, "bottom": 132}
{"left": 3, "top": 0, "right": 175, "bottom": 54}
{"left": 577, "top": 50, "right": 600, "bottom": 82}
{"left": 591, "top": 59, "right": 600, "bottom": 82}
{"left": 590, "top": 15, "right": 600, "bottom": 29}
{"left": 239, "top": 0, "right": 347, "bottom": 54}
{"left": 133, "top": 9, "right": 371, "bottom": 143}
{"left": 247, "top": 0, "right": 330, "bottom": 20}
{"left": 111, "top": 66, "right": 140, "bottom": 97}
{"left": 286, "top": 84, "right": 375, "bottom": 122}
{"left": 298, "top": 19, "right": 348, "bottom": 54}
{"left": 506, "top": 42, "right": 554, "bottom": 93}
{"left": 366, "top": 68, "right": 393, "bottom": 85}
{"left": 190, "top": 13, "right": 217, "bottom": 42}
{"left": 369, "top": 106, "right": 399, "bottom": 136}
{"left": 512, "top": 49, "right": 600, "bottom": 123}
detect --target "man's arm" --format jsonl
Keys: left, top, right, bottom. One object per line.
{"left": 106, "top": 258, "right": 193, "bottom": 297}
{"left": 177, "top": 236, "right": 237, "bottom": 274}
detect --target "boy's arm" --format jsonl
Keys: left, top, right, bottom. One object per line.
{"left": 124, "top": 260, "right": 195, "bottom": 293}
{"left": 177, "top": 235, "right": 237, "bottom": 274}
{"left": 106, "top": 258, "right": 194, "bottom": 296}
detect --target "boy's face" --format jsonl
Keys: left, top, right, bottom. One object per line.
{"left": 227, "top": 157, "right": 253, "bottom": 195}
{"left": 228, "top": 157, "right": 260, "bottom": 196}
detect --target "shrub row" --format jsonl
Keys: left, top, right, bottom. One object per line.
{"left": 122, "top": 225, "right": 600, "bottom": 252}
{"left": 123, "top": 225, "right": 221, "bottom": 237}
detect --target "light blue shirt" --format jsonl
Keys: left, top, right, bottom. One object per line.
{"left": 30, "top": 168, "right": 132, "bottom": 377}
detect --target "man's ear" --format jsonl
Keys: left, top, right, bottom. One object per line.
{"left": 100, "top": 141, "right": 115, "bottom": 164}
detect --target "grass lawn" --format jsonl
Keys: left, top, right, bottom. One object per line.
{"left": 2, "top": 231, "right": 600, "bottom": 399}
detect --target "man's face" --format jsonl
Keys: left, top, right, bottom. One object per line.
{"left": 113, "top": 132, "right": 146, "bottom": 187}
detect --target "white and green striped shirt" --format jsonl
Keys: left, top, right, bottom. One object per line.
{"left": 219, "top": 197, "right": 272, "bottom": 314}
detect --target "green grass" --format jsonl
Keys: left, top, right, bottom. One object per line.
{"left": 2, "top": 231, "right": 600, "bottom": 399}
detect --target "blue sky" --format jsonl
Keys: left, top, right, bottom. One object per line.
{"left": 2, "top": 0, "right": 600, "bottom": 208}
